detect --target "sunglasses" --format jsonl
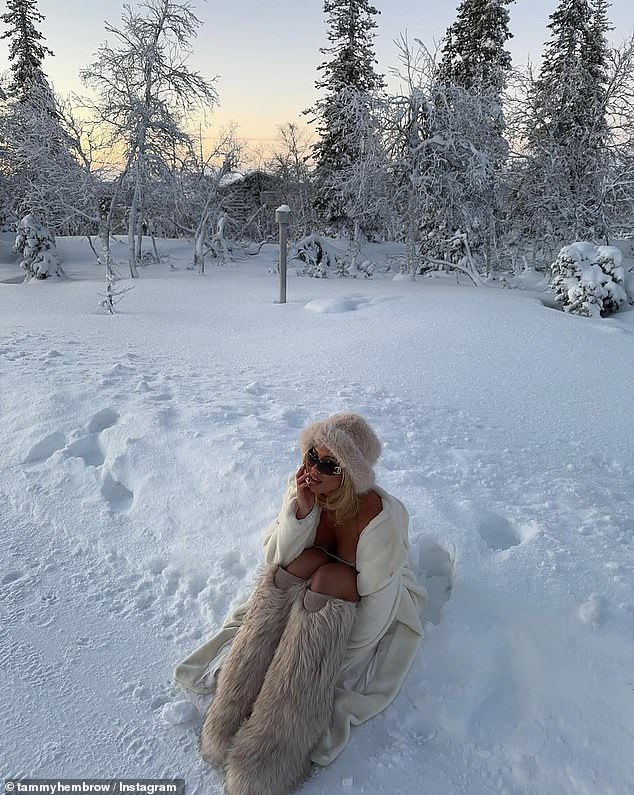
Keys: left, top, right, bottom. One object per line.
{"left": 306, "top": 447, "right": 343, "bottom": 476}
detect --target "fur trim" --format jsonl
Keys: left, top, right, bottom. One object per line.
{"left": 199, "top": 564, "right": 305, "bottom": 769}
{"left": 299, "top": 412, "right": 381, "bottom": 494}
{"left": 224, "top": 596, "right": 357, "bottom": 795}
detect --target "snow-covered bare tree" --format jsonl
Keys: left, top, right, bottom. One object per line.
{"left": 316, "top": 85, "right": 392, "bottom": 265}
{"left": 1, "top": 84, "right": 86, "bottom": 229}
{"left": 52, "top": 99, "right": 130, "bottom": 271}
{"left": 311, "top": 0, "right": 386, "bottom": 234}
{"left": 6, "top": 92, "right": 137, "bottom": 304}
{"left": 382, "top": 30, "right": 511, "bottom": 281}
{"left": 382, "top": 37, "right": 437, "bottom": 275}
{"left": 418, "top": 84, "right": 505, "bottom": 282}
{"left": 602, "top": 33, "right": 634, "bottom": 237}
{"left": 80, "top": 0, "right": 219, "bottom": 278}
{"left": 266, "top": 122, "right": 316, "bottom": 239}
{"left": 430, "top": 0, "right": 514, "bottom": 273}
{"left": 186, "top": 127, "right": 242, "bottom": 273}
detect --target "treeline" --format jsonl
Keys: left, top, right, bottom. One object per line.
{"left": 1, "top": 0, "right": 633, "bottom": 281}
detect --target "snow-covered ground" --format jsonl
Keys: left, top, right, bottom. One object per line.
{"left": 1, "top": 236, "right": 633, "bottom": 795}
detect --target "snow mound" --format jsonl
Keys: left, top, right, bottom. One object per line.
{"left": 305, "top": 295, "right": 373, "bottom": 313}
{"left": 579, "top": 594, "right": 604, "bottom": 627}
{"left": 161, "top": 700, "right": 198, "bottom": 725}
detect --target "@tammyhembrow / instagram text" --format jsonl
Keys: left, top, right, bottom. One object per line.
{"left": 5, "top": 781, "right": 185, "bottom": 795}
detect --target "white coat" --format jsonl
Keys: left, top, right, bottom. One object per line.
{"left": 173, "top": 476, "right": 427, "bottom": 765}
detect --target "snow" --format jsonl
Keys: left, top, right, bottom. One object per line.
{"left": 161, "top": 701, "right": 199, "bottom": 726}
{"left": 1, "top": 236, "right": 633, "bottom": 794}
{"left": 304, "top": 295, "right": 382, "bottom": 313}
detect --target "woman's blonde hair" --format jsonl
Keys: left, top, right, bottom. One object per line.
{"left": 304, "top": 451, "right": 360, "bottom": 525}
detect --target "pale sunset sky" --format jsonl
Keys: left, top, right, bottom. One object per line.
{"left": 1, "top": 0, "right": 632, "bottom": 152}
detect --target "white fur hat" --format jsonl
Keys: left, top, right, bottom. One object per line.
{"left": 299, "top": 412, "right": 382, "bottom": 494}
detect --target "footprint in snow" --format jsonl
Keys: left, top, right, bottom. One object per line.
{"left": 1, "top": 570, "right": 24, "bottom": 585}
{"left": 63, "top": 409, "right": 120, "bottom": 468}
{"left": 24, "top": 431, "right": 67, "bottom": 464}
{"left": 417, "top": 542, "right": 455, "bottom": 625}
{"left": 466, "top": 631, "right": 540, "bottom": 749}
{"left": 87, "top": 407, "right": 119, "bottom": 434}
{"left": 25, "top": 409, "right": 119, "bottom": 467}
{"left": 476, "top": 508, "right": 540, "bottom": 551}
{"left": 282, "top": 408, "right": 308, "bottom": 429}
{"left": 101, "top": 471, "right": 134, "bottom": 512}
{"left": 64, "top": 436, "right": 105, "bottom": 467}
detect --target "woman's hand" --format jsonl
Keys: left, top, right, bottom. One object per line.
{"left": 295, "top": 463, "right": 315, "bottom": 520}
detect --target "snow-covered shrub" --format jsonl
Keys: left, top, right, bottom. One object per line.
{"left": 357, "top": 259, "right": 376, "bottom": 277}
{"left": 14, "top": 214, "right": 62, "bottom": 280}
{"left": 550, "top": 243, "right": 631, "bottom": 317}
{"left": 335, "top": 256, "right": 376, "bottom": 278}
{"left": 293, "top": 234, "right": 337, "bottom": 278}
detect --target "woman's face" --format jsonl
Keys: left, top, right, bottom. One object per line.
{"left": 305, "top": 445, "right": 343, "bottom": 495}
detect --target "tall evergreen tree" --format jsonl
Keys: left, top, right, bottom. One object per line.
{"left": 521, "top": 0, "right": 611, "bottom": 248}
{"left": 311, "top": 0, "right": 385, "bottom": 233}
{"left": 583, "top": 0, "right": 611, "bottom": 157}
{"left": 439, "top": 0, "right": 514, "bottom": 96}
{"left": 0, "top": 0, "right": 54, "bottom": 104}
{"left": 0, "top": 0, "right": 77, "bottom": 234}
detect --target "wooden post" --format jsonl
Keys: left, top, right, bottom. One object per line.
{"left": 275, "top": 205, "right": 291, "bottom": 304}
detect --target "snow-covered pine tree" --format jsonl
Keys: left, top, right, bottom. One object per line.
{"left": 0, "top": 0, "right": 54, "bottom": 105}
{"left": 583, "top": 0, "right": 611, "bottom": 229}
{"left": 550, "top": 242, "right": 630, "bottom": 317}
{"left": 438, "top": 0, "right": 514, "bottom": 98}
{"left": 519, "top": 0, "right": 611, "bottom": 252}
{"left": 427, "top": 0, "right": 514, "bottom": 275}
{"left": 0, "top": 0, "right": 80, "bottom": 251}
{"left": 311, "top": 0, "right": 386, "bottom": 236}
{"left": 14, "top": 212, "right": 62, "bottom": 279}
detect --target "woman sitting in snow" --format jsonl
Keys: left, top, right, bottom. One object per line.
{"left": 173, "top": 412, "right": 426, "bottom": 795}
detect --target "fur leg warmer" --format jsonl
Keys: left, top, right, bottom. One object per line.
{"left": 199, "top": 564, "right": 305, "bottom": 769}
{"left": 224, "top": 592, "right": 357, "bottom": 795}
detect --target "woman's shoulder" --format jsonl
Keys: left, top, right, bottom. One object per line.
{"left": 358, "top": 489, "right": 383, "bottom": 530}
{"left": 367, "top": 486, "right": 408, "bottom": 524}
